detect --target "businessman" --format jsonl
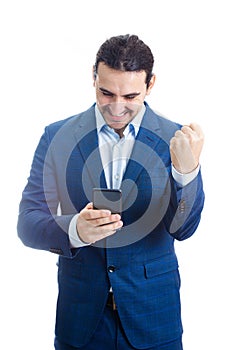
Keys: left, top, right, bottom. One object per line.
{"left": 18, "top": 34, "right": 205, "bottom": 349}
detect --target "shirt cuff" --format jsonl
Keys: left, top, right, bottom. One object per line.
{"left": 68, "top": 214, "right": 90, "bottom": 248}
{"left": 171, "top": 164, "right": 200, "bottom": 187}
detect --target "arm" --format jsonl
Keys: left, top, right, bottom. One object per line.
{"left": 17, "top": 127, "right": 123, "bottom": 256}
{"left": 166, "top": 169, "right": 205, "bottom": 240}
{"left": 17, "top": 128, "right": 74, "bottom": 257}
{"left": 165, "top": 123, "right": 205, "bottom": 240}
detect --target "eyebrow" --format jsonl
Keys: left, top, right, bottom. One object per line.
{"left": 99, "top": 87, "right": 141, "bottom": 98}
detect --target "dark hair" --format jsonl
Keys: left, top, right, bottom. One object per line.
{"left": 94, "top": 34, "right": 154, "bottom": 87}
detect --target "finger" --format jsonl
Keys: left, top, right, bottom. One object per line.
{"left": 97, "top": 219, "right": 123, "bottom": 234}
{"left": 88, "top": 209, "right": 112, "bottom": 220}
{"left": 182, "top": 123, "right": 204, "bottom": 137}
{"left": 92, "top": 214, "right": 121, "bottom": 227}
{"left": 82, "top": 207, "right": 111, "bottom": 221}
{"left": 189, "top": 123, "right": 204, "bottom": 138}
{"left": 174, "top": 129, "right": 186, "bottom": 138}
{"left": 181, "top": 125, "right": 196, "bottom": 136}
{"left": 86, "top": 202, "right": 93, "bottom": 210}
{"left": 172, "top": 130, "right": 190, "bottom": 144}
{"left": 90, "top": 221, "right": 123, "bottom": 243}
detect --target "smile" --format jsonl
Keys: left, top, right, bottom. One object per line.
{"left": 112, "top": 111, "right": 127, "bottom": 117}
{"left": 107, "top": 109, "right": 130, "bottom": 120}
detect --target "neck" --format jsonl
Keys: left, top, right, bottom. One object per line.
{"left": 114, "top": 126, "right": 126, "bottom": 138}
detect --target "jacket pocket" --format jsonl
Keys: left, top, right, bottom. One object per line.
{"left": 144, "top": 254, "right": 178, "bottom": 279}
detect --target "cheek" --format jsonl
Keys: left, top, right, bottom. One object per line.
{"left": 129, "top": 104, "right": 142, "bottom": 116}
{"left": 129, "top": 97, "right": 145, "bottom": 111}
{"left": 96, "top": 92, "right": 107, "bottom": 106}
{"left": 94, "top": 88, "right": 106, "bottom": 104}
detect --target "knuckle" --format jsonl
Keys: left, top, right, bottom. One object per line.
{"left": 95, "top": 217, "right": 105, "bottom": 226}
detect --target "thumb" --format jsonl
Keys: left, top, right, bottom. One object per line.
{"left": 86, "top": 202, "right": 94, "bottom": 210}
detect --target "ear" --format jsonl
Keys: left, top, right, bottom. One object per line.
{"left": 146, "top": 74, "right": 156, "bottom": 95}
{"left": 92, "top": 65, "right": 97, "bottom": 87}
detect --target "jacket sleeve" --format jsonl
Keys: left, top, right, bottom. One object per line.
{"left": 164, "top": 169, "right": 205, "bottom": 241}
{"left": 17, "top": 127, "right": 74, "bottom": 257}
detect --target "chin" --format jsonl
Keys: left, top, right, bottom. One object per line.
{"left": 109, "top": 123, "right": 126, "bottom": 130}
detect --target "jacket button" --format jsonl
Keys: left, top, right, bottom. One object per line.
{"left": 108, "top": 265, "right": 116, "bottom": 273}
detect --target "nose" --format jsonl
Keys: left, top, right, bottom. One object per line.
{"left": 109, "top": 101, "right": 126, "bottom": 116}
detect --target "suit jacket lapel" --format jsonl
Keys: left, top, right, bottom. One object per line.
{"left": 73, "top": 106, "right": 107, "bottom": 192}
{"left": 121, "top": 107, "right": 168, "bottom": 204}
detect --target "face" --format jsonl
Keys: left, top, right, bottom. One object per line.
{"left": 93, "top": 62, "right": 155, "bottom": 135}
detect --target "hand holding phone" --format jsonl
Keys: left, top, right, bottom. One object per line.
{"left": 75, "top": 201, "right": 123, "bottom": 245}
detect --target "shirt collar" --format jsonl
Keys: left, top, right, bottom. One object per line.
{"left": 95, "top": 104, "right": 146, "bottom": 137}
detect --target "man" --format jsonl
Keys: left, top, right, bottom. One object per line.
{"left": 17, "top": 34, "right": 205, "bottom": 350}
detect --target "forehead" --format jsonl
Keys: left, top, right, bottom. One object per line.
{"left": 96, "top": 62, "right": 147, "bottom": 94}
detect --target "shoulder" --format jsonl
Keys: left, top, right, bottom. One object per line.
{"left": 44, "top": 105, "right": 95, "bottom": 138}
{"left": 145, "top": 103, "right": 181, "bottom": 128}
{"left": 143, "top": 103, "right": 182, "bottom": 141}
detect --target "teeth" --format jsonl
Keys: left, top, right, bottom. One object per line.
{"left": 114, "top": 112, "right": 126, "bottom": 117}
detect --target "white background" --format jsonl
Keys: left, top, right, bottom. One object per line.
{"left": 1, "top": 0, "right": 241, "bottom": 349}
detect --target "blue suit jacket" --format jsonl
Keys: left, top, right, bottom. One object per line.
{"left": 18, "top": 104, "right": 204, "bottom": 348}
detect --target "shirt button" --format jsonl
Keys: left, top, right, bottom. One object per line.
{"left": 108, "top": 265, "right": 116, "bottom": 273}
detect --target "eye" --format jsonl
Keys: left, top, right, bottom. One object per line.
{"left": 102, "top": 91, "right": 114, "bottom": 97}
{"left": 125, "top": 95, "right": 136, "bottom": 100}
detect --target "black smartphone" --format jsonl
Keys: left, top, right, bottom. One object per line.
{"left": 92, "top": 188, "right": 122, "bottom": 214}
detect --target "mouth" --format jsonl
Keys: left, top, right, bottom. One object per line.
{"left": 99, "top": 102, "right": 137, "bottom": 125}
{"left": 109, "top": 110, "right": 129, "bottom": 121}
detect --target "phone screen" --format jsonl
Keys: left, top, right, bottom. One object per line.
{"left": 93, "top": 188, "right": 122, "bottom": 214}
